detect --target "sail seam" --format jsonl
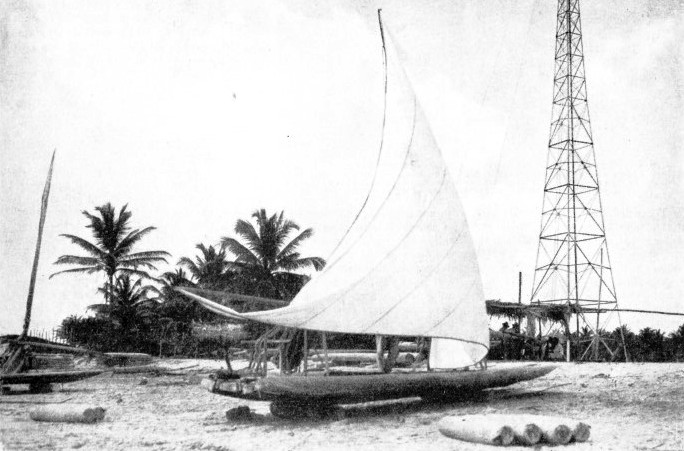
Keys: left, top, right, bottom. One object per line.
{"left": 326, "top": 11, "right": 391, "bottom": 259}
{"left": 297, "top": 168, "right": 448, "bottom": 328}
{"left": 426, "top": 279, "right": 480, "bottom": 333}
{"left": 318, "top": 96, "right": 418, "bottom": 276}
{"left": 361, "top": 225, "right": 465, "bottom": 332}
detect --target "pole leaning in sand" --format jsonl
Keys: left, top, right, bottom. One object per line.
{"left": 30, "top": 404, "right": 106, "bottom": 424}
{"left": 20, "top": 151, "right": 56, "bottom": 339}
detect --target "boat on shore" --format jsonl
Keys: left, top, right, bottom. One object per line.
{"left": 180, "top": 10, "right": 554, "bottom": 416}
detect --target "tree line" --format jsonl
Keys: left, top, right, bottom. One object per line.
{"left": 53, "top": 202, "right": 684, "bottom": 362}
{"left": 55, "top": 203, "right": 326, "bottom": 357}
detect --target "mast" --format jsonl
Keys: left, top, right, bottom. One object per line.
{"left": 20, "top": 151, "right": 56, "bottom": 339}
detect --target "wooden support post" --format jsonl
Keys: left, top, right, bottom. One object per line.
{"left": 302, "top": 330, "right": 308, "bottom": 376}
{"left": 278, "top": 344, "right": 283, "bottom": 375}
{"left": 594, "top": 249, "right": 603, "bottom": 360}
{"left": 321, "top": 332, "right": 330, "bottom": 376}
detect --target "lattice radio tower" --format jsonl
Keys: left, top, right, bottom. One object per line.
{"left": 529, "top": 0, "right": 625, "bottom": 361}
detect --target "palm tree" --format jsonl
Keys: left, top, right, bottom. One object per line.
{"left": 612, "top": 324, "right": 636, "bottom": 362}
{"left": 637, "top": 327, "right": 665, "bottom": 362}
{"left": 51, "top": 203, "right": 170, "bottom": 302}
{"left": 90, "top": 275, "right": 161, "bottom": 319}
{"left": 158, "top": 266, "right": 206, "bottom": 328}
{"left": 160, "top": 268, "right": 194, "bottom": 288}
{"left": 220, "top": 209, "right": 326, "bottom": 300}
{"left": 667, "top": 324, "right": 684, "bottom": 361}
{"left": 89, "top": 274, "right": 161, "bottom": 351}
{"left": 177, "top": 244, "right": 228, "bottom": 285}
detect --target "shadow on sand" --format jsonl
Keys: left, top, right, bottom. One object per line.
{"left": 234, "top": 387, "right": 568, "bottom": 425}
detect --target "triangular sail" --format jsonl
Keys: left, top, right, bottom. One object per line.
{"left": 182, "top": 14, "right": 489, "bottom": 368}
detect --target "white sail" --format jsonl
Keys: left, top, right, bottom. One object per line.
{"left": 182, "top": 21, "right": 489, "bottom": 368}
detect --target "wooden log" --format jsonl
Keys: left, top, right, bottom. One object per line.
{"left": 438, "top": 415, "right": 515, "bottom": 446}
{"left": 572, "top": 421, "right": 591, "bottom": 442}
{"left": 30, "top": 404, "right": 106, "bottom": 423}
{"left": 471, "top": 414, "right": 545, "bottom": 445}
{"left": 515, "top": 414, "right": 588, "bottom": 444}
{"left": 539, "top": 422, "right": 572, "bottom": 445}
{"left": 510, "top": 421, "right": 542, "bottom": 446}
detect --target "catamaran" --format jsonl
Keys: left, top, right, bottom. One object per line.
{"left": 180, "top": 10, "right": 553, "bottom": 417}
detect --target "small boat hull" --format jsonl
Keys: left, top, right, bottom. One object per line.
{"left": 1, "top": 369, "right": 104, "bottom": 386}
{"left": 204, "top": 364, "right": 556, "bottom": 405}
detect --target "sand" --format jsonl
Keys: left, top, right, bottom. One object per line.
{"left": 1, "top": 360, "right": 683, "bottom": 450}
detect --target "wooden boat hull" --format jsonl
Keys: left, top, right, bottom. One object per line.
{"left": 1, "top": 369, "right": 104, "bottom": 386}
{"left": 204, "top": 364, "right": 556, "bottom": 405}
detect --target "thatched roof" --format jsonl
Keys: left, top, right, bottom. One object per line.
{"left": 485, "top": 300, "right": 570, "bottom": 323}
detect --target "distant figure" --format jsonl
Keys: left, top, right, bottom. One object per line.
{"left": 545, "top": 336, "right": 564, "bottom": 360}
{"left": 511, "top": 323, "right": 522, "bottom": 360}
{"left": 376, "top": 335, "right": 400, "bottom": 373}
{"left": 416, "top": 337, "right": 430, "bottom": 364}
{"left": 282, "top": 330, "right": 305, "bottom": 373}
{"left": 550, "top": 339, "right": 565, "bottom": 360}
{"left": 500, "top": 322, "right": 510, "bottom": 360}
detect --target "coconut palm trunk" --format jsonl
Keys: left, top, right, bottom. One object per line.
{"left": 20, "top": 151, "right": 56, "bottom": 339}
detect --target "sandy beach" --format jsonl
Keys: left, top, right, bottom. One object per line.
{"left": 1, "top": 360, "right": 683, "bottom": 450}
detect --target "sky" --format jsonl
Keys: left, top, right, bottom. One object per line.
{"left": 0, "top": 0, "right": 682, "bottom": 335}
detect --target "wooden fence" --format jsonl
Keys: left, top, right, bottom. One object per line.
{"left": 28, "top": 328, "right": 69, "bottom": 345}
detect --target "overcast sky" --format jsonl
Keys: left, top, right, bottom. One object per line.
{"left": 1, "top": 0, "right": 682, "bottom": 335}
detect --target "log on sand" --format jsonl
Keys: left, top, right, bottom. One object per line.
{"left": 30, "top": 404, "right": 106, "bottom": 423}
{"left": 534, "top": 420, "right": 573, "bottom": 445}
{"left": 438, "top": 415, "right": 515, "bottom": 446}
{"left": 439, "top": 414, "right": 590, "bottom": 446}
{"left": 509, "top": 421, "right": 543, "bottom": 446}
{"left": 516, "top": 415, "right": 589, "bottom": 444}
{"left": 571, "top": 420, "right": 591, "bottom": 442}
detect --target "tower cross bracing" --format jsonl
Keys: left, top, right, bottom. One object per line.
{"left": 529, "top": 0, "right": 624, "bottom": 360}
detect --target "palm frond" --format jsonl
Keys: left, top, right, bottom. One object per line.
{"left": 292, "top": 256, "right": 327, "bottom": 271}
{"left": 49, "top": 266, "right": 101, "bottom": 278}
{"left": 116, "top": 267, "right": 158, "bottom": 282}
{"left": 161, "top": 268, "right": 195, "bottom": 286}
{"left": 220, "top": 237, "right": 260, "bottom": 265}
{"left": 196, "top": 243, "right": 212, "bottom": 257}
{"left": 224, "top": 261, "right": 251, "bottom": 272}
{"left": 178, "top": 257, "right": 201, "bottom": 278}
{"left": 121, "top": 250, "right": 170, "bottom": 260}
{"left": 53, "top": 255, "right": 102, "bottom": 267}
{"left": 87, "top": 303, "right": 112, "bottom": 314}
{"left": 275, "top": 218, "right": 300, "bottom": 248}
{"left": 276, "top": 228, "right": 313, "bottom": 261}
{"left": 116, "top": 226, "right": 157, "bottom": 255}
{"left": 233, "top": 219, "right": 261, "bottom": 252}
{"left": 58, "top": 234, "right": 105, "bottom": 258}
{"left": 118, "top": 259, "right": 160, "bottom": 271}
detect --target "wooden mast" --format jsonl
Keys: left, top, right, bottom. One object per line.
{"left": 20, "top": 151, "right": 56, "bottom": 339}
